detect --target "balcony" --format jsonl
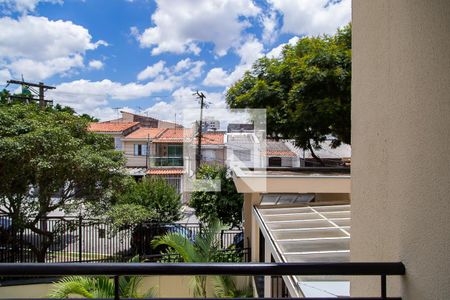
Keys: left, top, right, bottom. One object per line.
{"left": 149, "top": 156, "right": 183, "bottom": 167}
{"left": 0, "top": 262, "right": 405, "bottom": 299}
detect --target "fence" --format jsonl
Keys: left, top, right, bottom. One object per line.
{"left": 0, "top": 215, "right": 244, "bottom": 263}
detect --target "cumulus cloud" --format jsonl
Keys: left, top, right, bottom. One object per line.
{"left": 143, "top": 87, "right": 227, "bottom": 124}
{"left": 203, "top": 36, "right": 264, "bottom": 87}
{"left": 0, "top": 15, "right": 107, "bottom": 80}
{"left": 0, "top": 0, "right": 62, "bottom": 14}
{"left": 88, "top": 60, "right": 104, "bottom": 70}
{"left": 260, "top": 10, "right": 279, "bottom": 44}
{"left": 134, "top": 0, "right": 260, "bottom": 56}
{"left": 137, "top": 60, "right": 165, "bottom": 81}
{"left": 48, "top": 78, "right": 175, "bottom": 120}
{"left": 266, "top": 36, "right": 300, "bottom": 58}
{"left": 268, "top": 0, "right": 351, "bottom": 36}
{"left": 137, "top": 58, "right": 205, "bottom": 83}
{"left": 0, "top": 69, "right": 11, "bottom": 83}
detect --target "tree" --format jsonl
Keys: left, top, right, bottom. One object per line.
{"left": 48, "top": 256, "right": 156, "bottom": 298}
{"left": 152, "top": 220, "right": 250, "bottom": 298}
{"left": 189, "top": 164, "right": 243, "bottom": 227}
{"left": 110, "top": 176, "right": 181, "bottom": 226}
{"left": 226, "top": 24, "right": 351, "bottom": 164}
{"left": 0, "top": 102, "right": 126, "bottom": 261}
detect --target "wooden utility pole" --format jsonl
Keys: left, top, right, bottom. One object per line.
{"left": 7, "top": 79, "right": 55, "bottom": 108}
{"left": 194, "top": 91, "right": 207, "bottom": 174}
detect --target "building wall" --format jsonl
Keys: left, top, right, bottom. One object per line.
{"left": 123, "top": 140, "right": 148, "bottom": 167}
{"left": 351, "top": 1, "right": 450, "bottom": 298}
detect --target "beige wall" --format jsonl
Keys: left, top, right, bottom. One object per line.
{"left": 0, "top": 276, "right": 250, "bottom": 298}
{"left": 123, "top": 140, "right": 150, "bottom": 167}
{"left": 352, "top": 1, "right": 450, "bottom": 298}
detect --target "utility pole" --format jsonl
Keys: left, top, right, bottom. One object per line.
{"left": 7, "top": 79, "right": 55, "bottom": 108}
{"left": 193, "top": 91, "right": 208, "bottom": 174}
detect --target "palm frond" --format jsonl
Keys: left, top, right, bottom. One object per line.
{"left": 48, "top": 276, "right": 95, "bottom": 298}
{"left": 152, "top": 232, "right": 199, "bottom": 262}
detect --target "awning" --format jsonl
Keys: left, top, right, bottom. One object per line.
{"left": 254, "top": 203, "right": 351, "bottom": 297}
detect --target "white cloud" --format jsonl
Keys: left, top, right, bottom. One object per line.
{"left": 260, "top": 10, "right": 279, "bottom": 44}
{"left": 0, "top": 69, "right": 11, "bottom": 83}
{"left": 143, "top": 87, "right": 227, "bottom": 123}
{"left": 137, "top": 58, "right": 205, "bottom": 83}
{"left": 48, "top": 78, "right": 175, "bottom": 120}
{"left": 137, "top": 60, "right": 165, "bottom": 81}
{"left": 266, "top": 36, "right": 299, "bottom": 58}
{"left": 268, "top": 0, "right": 351, "bottom": 36}
{"left": 134, "top": 0, "right": 260, "bottom": 56}
{"left": 88, "top": 59, "right": 104, "bottom": 70}
{"left": 0, "top": 16, "right": 107, "bottom": 80}
{"left": 0, "top": 0, "right": 62, "bottom": 14}
{"left": 203, "top": 36, "right": 263, "bottom": 87}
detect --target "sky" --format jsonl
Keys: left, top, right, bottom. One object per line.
{"left": 0, "top": 0, "right": 351, "bottom": 121}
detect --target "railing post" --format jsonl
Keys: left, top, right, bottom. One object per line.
{"left": 381, "top": 274, "right": 387, "bottom": 299}
{"left": 114, "top": 275, "right": 120, "bottom": 300}
{"left": 220, "top": 229, "right": 224, "bottom": 248}
{"left": 78, "top": 215, "right": 82, "bottom": 263}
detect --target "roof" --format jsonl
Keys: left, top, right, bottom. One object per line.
{"left": 126, "top": 167, "right": 147, "bottom": 176}
{"left": 266, "top": 140, "right": 296, "bottom": 157}
{"left": 88, "top": 122, "right": 139, "bottom": 133}
{"left": 146, "top": 168, "right": 184, "bottom": 175}
{"left": 124, "top": 128, "right": 164, "bottom": 139}
{"left": 153, "top": 129, "right": 225, "bottom": 145}
{"left": 196, "top": 132, "right": 225, "bottom": 145}
{"left": 255, "top": 203, "right": 351, "bottom": 297}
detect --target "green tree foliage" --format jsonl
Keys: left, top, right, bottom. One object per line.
{"left": 0, "top": 102, "right": 126, "bottom": 261}
{"left": 110, "top": 176, "right": 181, "bottom": 226}
{"left": 226, "top": 24, "right": 351, "bottom": 164}
{"left": 152, "top": 220, "right": 251, "bottom": 298}
{"left": 189, "top": 164, "right": 243, "bottom": 227}
{"left": 48, "top": 256, "right": 156, "bottom": 298}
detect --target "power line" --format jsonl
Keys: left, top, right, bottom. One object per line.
{"left": 6, "top": 79, "right": 55, "bottom": 108}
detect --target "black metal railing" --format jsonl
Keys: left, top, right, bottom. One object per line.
{"left": 0, "top": 262, "right": 405, "bottom": 299}
{"left": 0, "top": 215, "right": 243, "bottom": 263}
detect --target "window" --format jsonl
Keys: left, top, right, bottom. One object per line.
{"left": 134, "top": 144, "right": 147, "bottom": 156}
{"left": 168, "top": 144, "right": 183, "bottom": 157}
{"left": 114, "top": 137, "right": 122, "bottom": 150}
{"left": 268, "top": 157, "right": 282, "bottom": 167}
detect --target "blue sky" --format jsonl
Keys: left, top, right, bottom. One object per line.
{"left": 0, "top": 0, "right": 350, "bottom": 121}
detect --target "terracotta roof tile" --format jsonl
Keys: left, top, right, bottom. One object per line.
{"left": 88, "top": 122, "right": 139, "bottom": 133}
{"left": 265, "top": 150, "right": 297, "bottom": 157}
{"left": 146, "top": 168, "right": 184, "bottom": 175}
{"left": 153, "top": 129, "right": 224, "bottom": 145}
{"left": 124, "top": 128, "right": 164, "bottom": 139}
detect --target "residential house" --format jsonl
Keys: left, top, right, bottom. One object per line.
{"left": 111, "top": 111, "right": 181, "bottom": 129}
{"left": 148, "top": 129, "right": 227, "bottom": 197}
{"left": 265, "top": 140, "right": 300, "bottom": 167}
{"left": 87, "top": 121, "right": 140, "bottom": 151}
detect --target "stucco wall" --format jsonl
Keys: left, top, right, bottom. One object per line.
{"left": 123, "top": 141, "right": 148, "bottom": 167}
{"left": 351, "top": 1, "right": 450, "bottom": 298}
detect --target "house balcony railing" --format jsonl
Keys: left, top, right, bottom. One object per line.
{"left": 0, "top": 262, "right": 405, "bottom": 300}
{"left": 149, "top": 156, "right": 183, "bottom": 167}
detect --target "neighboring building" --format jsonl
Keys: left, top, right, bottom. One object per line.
{"left": 122, "top": 127, "right": 164, "bottom": 168}
{"left": 232, "top": 166, "right": 351, "bottom": 297}
{"left": 227, "top": 123, "right": 255, "bottom": 133}
{"left": 265, "top": 140, "right": 300, "bottom": 167}
{"left": 87, "top": 121, "right": 140, "bottom": 151}
{"left": 111, "top": 111, "right": 181, "bottom": 129}
{"left": 147, "top": 128, "right": 227, "bottom": 200}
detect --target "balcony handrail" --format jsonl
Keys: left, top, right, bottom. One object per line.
{"left": 0, "top": 262, "right": 405, "bottom": 276}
